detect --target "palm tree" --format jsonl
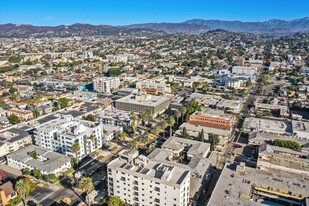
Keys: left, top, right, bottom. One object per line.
{"left": 141, "top": 135, "right": 150, "bottom": 144}
{"left": 128, "top": 138, "right": 139, "bottom": 149}
{"left": 152, "top": 125, "right": 161, "bottom": 136}
{"left": 16, "top": 177, "right": 36, "bottom": 206}
{"left": 178, "top": 154, "right": 185, "bottom": 163}
{"left": 160, "top": 120, "right": 168, "bottom": 139}
{"left": 167, "top": 116, "right": 175, "bottom": 137}
{"left": 117, "top": 131, "right": 127, "bottom": 144}
{"left": 71, "top": 143, "right": 81, "bottom": 158}
{"left": 180, "top": 107, "right": 187, "bottom": 123}
{"left": 175, "top": 110, "right": 181, "bottom": 125}
{"left": 78, "top": 177, "right": 94, "bottom": 206}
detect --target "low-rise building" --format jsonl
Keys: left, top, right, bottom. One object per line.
{"left": 7, "top": 145, "right": 71, "bottom": 174}
{"left": 7, "top": 109, "right": 33, "bottom": 120}
{"left": 188, "top": 108, "right": 234, "bottom": 130}
{"left": 208, "top": 162, "right": 309, "bottom": 206}
{"left": 292, "top": 121, "right": 309, "bottom": 140}
{"left": 257, "top": 143, "right": 309, "bottom": 176}
{"left": 232, "top": 66, "right": 257, "bottom": 75}
{"left": 0, "top": 128, "right": 32, "bottom": 157}
{"left": 115, "top": 92, "right": 170, "bottom": 117}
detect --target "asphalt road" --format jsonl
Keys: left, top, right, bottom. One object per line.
{"left": 39, "top": 187, "right": 83, "bottom": 206}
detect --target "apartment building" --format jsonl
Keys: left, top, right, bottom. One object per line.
{"left": 97, "top": 108, "right": 132, "bottom": 129}
{"left": 136, "top": 79, "right": 171, "bottom": 95}
{"left": 107, "top": 150, "right": 191, "bottom": 206}
{"left": 7, "top": 109, "right": 33, "bottom": 120}
{"left": 93, "top": 77, "right": 120, "bottom": 93}
{"left": 0, "top": 128, "right": 32, "bottom": 157}
{"left": 34, "top": 114, "right": 103, "bottom": 159}
{"left": 7, "top": 145, "right": 71, "bottom": 175}
{"left": 188, "top": 108, "right": 234, "bottom": 130}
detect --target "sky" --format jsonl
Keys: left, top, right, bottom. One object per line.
{"left": 0, "top": 0, "right": 309, "bottom": 26}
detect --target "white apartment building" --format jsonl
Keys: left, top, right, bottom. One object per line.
{"left": 232, "top": 66, "right": 257, "bottom": 75}
{"left": 93, "top": 77, "right": 120, "bottom": 93}
{"left": 108, "top": 150, "right": 191, "bottom": 206}
{"left": 34, "top": 114, "right": 104, "bottom": 159}
{"left": 0, "top": 128, "right": 32, "bottom": 157}
{"left": 83, "top": 50, "right": 94, "bottom": 59}
{"left": 7, "top": 145, "right": 71, "bottom": 175}
{"left": 136, "top": 79, "right": 171, "bottom": 94}
{"left": 106, "top": 55, "right": 128, "bottom": 63}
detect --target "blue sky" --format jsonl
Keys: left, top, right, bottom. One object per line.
{"left": 1, "top": 0, "right": 309, "bottom": 26}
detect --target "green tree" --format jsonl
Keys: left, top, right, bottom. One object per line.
{"left": 128, "top": 138, "right": 139, "bottom": 149}
{"left": 22, "top": 168, "right": 31, "bottom": 176}
{"left": 83, "top": 114, "right": 96, "bottom": 122}
{"left": 141, "top": 135, "right": 150, "bottom": 144}
{"left": 78, "top": 177, "right": 94, "bottom": 206}
{"left": 15, "top": 177, "right": 36, "bottom": 206}
{"left": 32, "top": 110, "right": 40, "bottom": 119}
{"left": 185, "top": 100, "right": 201, "bottom": 115}
{"left": 32, "top": 169, "right": 42, "bottom": 179}
{"left": 181, "top": 127, "right": 189, "bottom": 139}
{"left": 71, "top": 143, "right": 81, "bottom": 158}
{"left": 108, "top": 196, "right": 129, "bottom": 206}
{"left": 8, "top": 56, "right": 21, "bottom": 63}
{"left": 107, "top": 68, "right": 121, "bottom": 77}
{"left": 58, "top": 97, "right": 69, "bottom": 109}
{"left": 167, "top": 116, "right": 175, "bottom": 137}
{"left": 8, "top": 114, "right": 21, "bottom": 125}
{"left": 27, "top": 150, "right": 38, "bottom": 159}
{"left": 198, "top": 129, "right": 205, "bottom": 142}
{"left": 273, "top": 139, "right": 301, "bottom": 150}
{"left": 209, "top": 133, "right": 220, "bottom": 151}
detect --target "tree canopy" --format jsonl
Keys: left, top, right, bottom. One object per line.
{"left": 273, "top": 139, "right": 301, "bottom": 150}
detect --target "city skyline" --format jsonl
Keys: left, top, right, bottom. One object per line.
{"left": 1, "top": 0, "right": 309, "bottom": 26}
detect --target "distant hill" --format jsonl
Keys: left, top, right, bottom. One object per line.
{"left": 0, "top": 17, "right": 309, "bottom": 37}
{"left": 0, "top": 23, "right": 166, "bottom": 38}
{"left": 126, "top": 17, "right": 309, "bottom": 35}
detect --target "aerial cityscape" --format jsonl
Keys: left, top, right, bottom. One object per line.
{"left": 0, "top": 1, "right": 309, "bottom": 206}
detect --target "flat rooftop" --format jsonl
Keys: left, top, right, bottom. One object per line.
{"left": 243, "top": 117, "right": 292, "bottom": 134}
{"left": 108, "top": 153, "right": 190, "bottom": 188}
{"left": 116, "top": 94, "right": 170, "bottom": 107}
{"left": 208, "top": 163, "right": 309, "bottom": 206}
{"left": 7, "top": 145, "right": 70, "bottom": 173}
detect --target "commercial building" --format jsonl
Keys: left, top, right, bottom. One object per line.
{"left": 292, "top": 121, "right": 309, "bottom": 140}
{"left": 257, "top": 143, "right": 309, "bottom": 176}
{"left": 218, "top": 76, "right": 249, "bottom": 89}
{"left": 107, "top": 150, "right": 191, "bottom": 206}
{"left": 34, "top": 114, "right": 104, "bottom": 159}
{"left": 7, "top": 145, "right": 71, "bottom": 174}
{"left": 115, "top": 93, "right": 170, "bottom": 117}
{"left": 243, "top": 117, "right": 291, "bottom": 135}
{"left": 0, "top": 128, "right": 32, "bottom": 157}
{"left": 232, "top": 66, "right": 257, "bottom": 75}
{"left": 188, "top": 108, "right": 234, "bottom": 130}
{"left": 93, "top": 77, "right": 120, "bottom": 93}
{"left": 208, "top": 162, "right": 309, "bottom": 206}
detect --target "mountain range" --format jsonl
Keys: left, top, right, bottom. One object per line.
{"left": 0, "top": 17, "right": 309, "bottom": 37}
{"left": 127, "top": 17, "right": 309, "bottom": 35}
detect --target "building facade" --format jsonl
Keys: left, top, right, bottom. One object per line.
{"left": 107, "top": 150, "right": 190, "bottom": 206}
{"left": 34, "top": 114, "right": 104, "bottom": 159}
{"left": 93, "top": 77, "right": 120, "bottom": 93}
